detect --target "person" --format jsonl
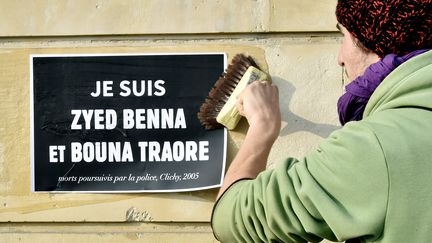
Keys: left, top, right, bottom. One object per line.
{"left": 211, "top": 0, "right": 432, "bottom": 242}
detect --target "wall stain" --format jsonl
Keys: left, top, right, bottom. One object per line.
{"left": 126, "top": 207, "right": 153, "bottom": 222}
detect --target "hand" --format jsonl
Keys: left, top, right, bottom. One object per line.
{"left": 236, "top": 80, "right": 281, "bottom": 142}
{"left": 216, "top": 80, "right": 281, "bottom": 199}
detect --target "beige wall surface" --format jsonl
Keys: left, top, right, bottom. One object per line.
{"left": 0, "top": 0, "right": 337, "bottom": 36}
{"left": 0, "top": 0, "right": 341, "bottom": 242}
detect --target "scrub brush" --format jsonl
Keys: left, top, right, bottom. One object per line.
{"left": 197, "top": 53, "right": 270, "bottom": 130}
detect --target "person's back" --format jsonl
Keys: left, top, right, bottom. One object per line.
{"left": 360, "top": 50, "right": 432, "bottom": 242}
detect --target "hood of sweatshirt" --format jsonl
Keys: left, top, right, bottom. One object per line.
{"left": 364, "top": 50, "right": 432, "bottom": 118}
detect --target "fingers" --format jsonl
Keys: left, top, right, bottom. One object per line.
{"left": 235, "top": 92, "right": 244, "bottom": 116}
{"left": 253, "top": 80, "right": 278, "bottom": 96}
{"left": 235, "top": 80, "right": 278, "bottom": 118}
{"left": 235, "top": 81, "right": 267, "bottom": 116}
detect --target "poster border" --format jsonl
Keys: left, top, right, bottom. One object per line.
{"left": 29, "top": 52, "right": 228, "bottom": 193}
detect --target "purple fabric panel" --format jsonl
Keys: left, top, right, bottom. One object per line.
{"left": 337, "top": 49, "right": 429, "bottom": 125}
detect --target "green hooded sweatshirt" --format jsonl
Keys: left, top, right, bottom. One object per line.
{"left": 212, "top": 50, "right": 432, "bottom": 243}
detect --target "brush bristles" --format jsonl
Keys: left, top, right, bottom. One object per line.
{"left": 197, "top": 53, "right": 259, "bottom": 130}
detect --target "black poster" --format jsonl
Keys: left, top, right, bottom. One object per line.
{"left": 30, "top": 53, "right": 227, "bottom": 192}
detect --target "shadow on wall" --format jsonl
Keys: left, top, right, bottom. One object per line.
{"left": 273, "top": 76, "right": 341, "bottom": 138}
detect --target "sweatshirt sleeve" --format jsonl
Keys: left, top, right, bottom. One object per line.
{"left": 212, "top": 122, "right": 389, "bottom": 243}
